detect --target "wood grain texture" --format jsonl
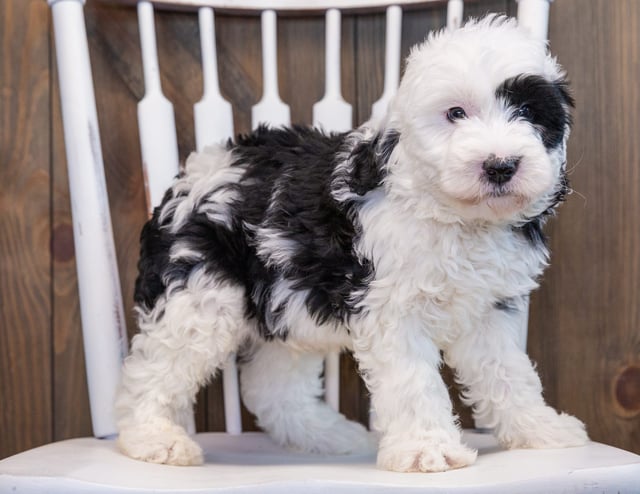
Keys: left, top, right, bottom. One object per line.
{"left": 50, "top": 39, "right": 93, "bottom": 442}
{"left": 0, "top": 0, "right": 53, "bottom": 458}
{"left": 528, "top": 0, "right": 640, "bottom": 454}
{"left": 4, "top": 0, "right": 640, "bottom": 460}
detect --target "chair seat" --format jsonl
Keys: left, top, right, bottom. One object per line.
{"left": 1, "top": 430, "right": 639, "bottom": 493}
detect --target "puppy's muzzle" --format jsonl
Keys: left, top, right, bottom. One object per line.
{"left": 483, "top": 155, "right": 521, "bottom": 185}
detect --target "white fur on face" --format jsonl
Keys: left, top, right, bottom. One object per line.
{"left": 386, "top": 16, "right": 568, "bottom": 223}
{"left": 438, "top": 115, "right": 557, "bottom": 219}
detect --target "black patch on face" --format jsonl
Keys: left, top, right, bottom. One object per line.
{"left": 348, "top": 129, "right": 399, "bottom": 195}
{"left": 496, "top": 74, "right": 574, "bottom": 150}
{"left": 496, "top": 75, "right": 574, "bottom": 248}
{"left": 134, "top": 125, "right": 381, "bottom": 340}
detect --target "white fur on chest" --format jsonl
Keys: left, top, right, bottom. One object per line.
{"left": 353, "top": 193, "right": 547, "bottom": 346}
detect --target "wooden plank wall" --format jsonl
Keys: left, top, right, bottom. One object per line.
{"left": 1, "top": 0, "right": 53, "bottom": 459}
{"left": 530, "top": 0, "right": 640, "bottom": 454}
{"left": 1, "top": 0, "right": 639, "bottom": 459}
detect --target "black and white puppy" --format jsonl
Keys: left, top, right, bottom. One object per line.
{"left": 116, "top": 16, "right": 588, "bottom": 472}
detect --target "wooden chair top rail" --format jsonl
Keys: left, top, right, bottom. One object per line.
{"left": 94, "top": 0, "right": 477, "bottom": 14}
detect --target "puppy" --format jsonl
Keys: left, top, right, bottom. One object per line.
{"left": 115, "top": 15, "right": 588, "bottom": 472}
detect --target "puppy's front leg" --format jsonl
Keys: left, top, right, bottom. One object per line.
{"left": 353, "top": 316, "right": 477, "bottom": 472}
{"left": 445, "top": 302, "right": 589, "bottom": 449}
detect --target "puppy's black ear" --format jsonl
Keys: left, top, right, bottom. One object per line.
{"left": 348, "top": 130, "right": 400, "bottom": 196}
{"left": 553, "top": 77, "right": 575, "bottom": 109}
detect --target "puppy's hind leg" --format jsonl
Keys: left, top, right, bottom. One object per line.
{"left": 240, "top": 341, "right": 375, "bottom": 455}
{"left": 115, "top": 275, "right": 249, "bottom": 465}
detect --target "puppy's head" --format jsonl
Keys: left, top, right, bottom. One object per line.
{"left": 387, "top": 15, "right": 573, "bottom": 224}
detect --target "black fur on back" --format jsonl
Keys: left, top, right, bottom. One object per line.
{"left": 134, "top": 125, "right": 398, "bottom": 339}
{"left": 348, "top": 129, "right": 399, "bottom": 195}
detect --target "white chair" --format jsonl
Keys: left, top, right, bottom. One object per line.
{"left": 2, "top": 0, "right": 639, "bottom": 492}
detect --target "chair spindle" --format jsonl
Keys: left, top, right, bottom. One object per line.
{"left": 371, "top": 5, "right": 402, "bottom": 123}
{"left": 137, "top": 1, "right": 180, "bottom": 214}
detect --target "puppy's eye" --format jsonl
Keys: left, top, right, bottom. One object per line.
{"left": 447, "top": 107, "right": 467, "bottom": 122}
{"left": 517, "top": 104, "right": 532, "bottom": 119}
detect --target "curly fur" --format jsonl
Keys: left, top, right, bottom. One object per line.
{"left": 115, "top": 16, "right": 588, "bottom": 472}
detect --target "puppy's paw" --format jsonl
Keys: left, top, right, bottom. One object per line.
{"left": 118, "top": 417, "right": 204, "bottom": 466}
{"left": 377, "top": 433, "right": 477, "bottom": 472}
{"left": 499, "top": 408, "right": 589, "bottom": 449}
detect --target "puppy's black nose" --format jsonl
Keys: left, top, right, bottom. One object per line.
{"left": 483, "top": 155, "right": 520, "bottom": 185}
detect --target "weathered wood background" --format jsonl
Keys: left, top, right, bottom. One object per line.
{"left": 2, "top": 0, "right": 639, "bottom": 459}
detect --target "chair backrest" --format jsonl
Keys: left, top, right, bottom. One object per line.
{"left": 47, "top": 0, "right": 551, "bottom": 439}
